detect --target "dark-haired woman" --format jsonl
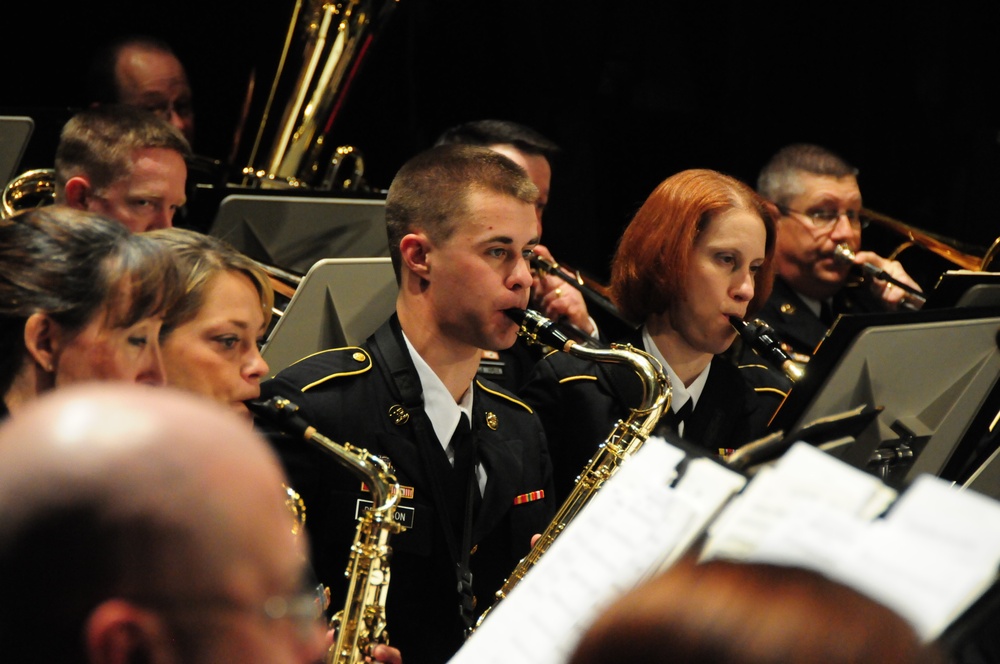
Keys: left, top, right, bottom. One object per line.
{"left": 0, "top": 206, "right": 179, "bottom": 417}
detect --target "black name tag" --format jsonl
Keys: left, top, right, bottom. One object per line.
{"left": 477, "top": 358, "right": 505, "bottom": 377}
{"left": 355, "top": 499, "right": 415, "bottom": 529}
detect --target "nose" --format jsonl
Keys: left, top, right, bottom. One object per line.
{"left": 244, "top": 347, "right": 270, "bottom": 382}
{"left": 147, "top": 210, "right": 173, "bottom": 231}
{"left": 166, "top": 108, "right": 187, "bottom": 133}
{"left": 509, "top": 253, "right": 534, "bottom": 291}
{"left": 829, "top": 213, "right": 858, "bottom": 244}
{"left": 137, "top": 341, "right": 167, "bottom": 387}
{"left": 731, "top": 269, "right": 755, "bottom": 303}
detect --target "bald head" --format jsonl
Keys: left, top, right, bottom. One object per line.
{"left": 114, "top": 42, "right": 195, "bottom": 144}
{"left": 0, "top": 384, "right": 311, "bottom": 663}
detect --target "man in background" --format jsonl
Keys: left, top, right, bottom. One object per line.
{"left": 54, "top": 104, "right": 190, "bottom": 232}
{"left": 753, "top": 143, "right": 922, "bottom": 359}
{"left": 87, "top": 35, "right": 195, "bottom": 146}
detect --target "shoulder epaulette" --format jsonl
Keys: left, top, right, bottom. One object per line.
{"left": 475, "top": 379, "right": 534, "bottom": 414}
{"left": 280, "top": 346, "right": 373, "bottom": 392}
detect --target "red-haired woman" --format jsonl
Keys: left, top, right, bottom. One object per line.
{"left": 519, "top": 168, "right": 780, "bottom": 501}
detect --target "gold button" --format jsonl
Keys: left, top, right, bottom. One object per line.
{"left": 485, "top": 412, "right": 498, "bottom": 430}
{"left": 779, "top": 303, "right": 796, "bottom": 314}
{"left": 353, "top": 351, "right": 366, "bottom": 362}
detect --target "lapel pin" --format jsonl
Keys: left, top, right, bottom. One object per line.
{"left": 388, "top": 404, "right": 410, "bottom": 425}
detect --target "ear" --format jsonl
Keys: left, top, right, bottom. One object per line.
{"left": 85, "top": 599, "right": 173, "bottom": 664}
{"left": 399, "top": 232, "right": 433, "bottom": 281}
{"left": 63, "top": 176, "right": 95, "bottom": 211}
{"left": 23, "top": 313, "right": 62, "bottom": 374}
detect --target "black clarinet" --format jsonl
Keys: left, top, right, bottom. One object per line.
{"left": 729, "top": 315, "right": 805, "bottom": 382}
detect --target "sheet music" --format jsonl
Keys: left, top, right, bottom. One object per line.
{"left": 700, "top": 442, "right": 898, "bottom": 562}
{"left": 831, "top": 476, "right": 1000, "bottom": 640}
{"left": 701, "top": 442, "right": 1000, "bottom": 641}
{"left": 449, "top": 437, "right": 747, "bottom": 664}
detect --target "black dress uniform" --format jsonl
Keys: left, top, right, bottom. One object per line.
{"left": 517, "top": 329, "right": 775, "bottom": 504}
{"left": 732, "top": 275, "right": 886, "bottom": 394}
{"left": 753, "top": 276, "right": 884, "bottom": 359}
{"left": 258, "top": 315, "right": 554, "bottom": 664}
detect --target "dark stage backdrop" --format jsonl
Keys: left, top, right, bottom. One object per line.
{"left": 6, "top": 1, "right": 1000, "bottom": 287}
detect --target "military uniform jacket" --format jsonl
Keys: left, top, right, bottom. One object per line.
{"left": 258, "top": 315, "right": 554, "bottom": 664}
{"left": 517, "top": 329, "right": 774, "bottom": 503}
{"left": 732, "top": 276, "right": 887, "bottom": 394}
{"left": 754, "top": 276, "right": 884, "bottom": 359}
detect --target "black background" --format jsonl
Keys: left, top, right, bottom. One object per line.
{"left": 6, "top": 1, "right": 1000, "bottom": 286}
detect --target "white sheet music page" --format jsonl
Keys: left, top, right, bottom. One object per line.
{"left": 700, "top": 442, "right": 1000, "bottom": 642}
{"left": 830, "top": 474, "right": 1000, "bottom": 641}
{"left": 448, "top": 436, "right": 747, "bottom": 664}
{"left": 700, "top": 442, "right": 897, "bottom": 562}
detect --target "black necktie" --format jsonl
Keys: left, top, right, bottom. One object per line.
{"left": 663, "top": 399, "right": 693, "bottom": 434}
{"left": 448, "top": 412, "right": 478, "bottom": 631}
{"left": 449, "top": 414, "right": 478, "bottom": 529}
{"left": 819, "top": 299, "right": 835, "bottom": 326}
{"left": 452, "top": 413, "right": 473, "bottom": 474}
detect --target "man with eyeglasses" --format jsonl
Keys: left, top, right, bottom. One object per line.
{"left": 751, "top": 143, "right": 922, "bottom": 361}
{"left": 87, "top": 35, "right": 196, "bottom": 146}
{"left": 54, "top": 105, "right": 190, "bottom": 233}
{"left": 0, "top": 383, "right": 402, "bottom": 664}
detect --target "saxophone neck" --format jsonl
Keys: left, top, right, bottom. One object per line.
{"left": 506, "top": 308, "right": 671, "bottom": 420}
{"left": 248, "top": 396, "right": 401, "bottom": 510}
{"left": 577, "top": 342, "right": 670, "bottom": 417}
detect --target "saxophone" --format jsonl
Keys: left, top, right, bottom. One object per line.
{"left": 248, "top": 396, "right": 405, "bottom": 664}
{"left": 475, "top": 308, "right": 671, "bottom": 627}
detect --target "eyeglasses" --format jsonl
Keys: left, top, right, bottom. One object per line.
{"left": 779, "top": 205, "right": 869, "bottom": 230}
{"left": 141, "top": 98, "right": 194, "bottom": 122}
{"left": 262, "top": 583, "right": 331, "bottom": 640}
{"left": 131, "top": 582, "right": 331, "bottom": 643}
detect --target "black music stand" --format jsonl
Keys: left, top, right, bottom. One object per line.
{"left": 208, "top": 193, "right": 390, "bottom": 275}
{"left": 770, "top": 307, "right": 1000, "bottom": 488}
{"left": 0, "top": 116, "right": 34, "bottom": 183}
{"left": 261, "top": 257, "right": 398, "bottom": 376}
{"left": 924, "top": 270, "right": 1000, "bottom": 309}
{"left": 963, "top": 444, "right": 1000, "bottom": 500}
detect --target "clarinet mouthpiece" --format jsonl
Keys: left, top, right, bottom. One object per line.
{"left": 506, "top": 308, "right": 573, "bottom": 351}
